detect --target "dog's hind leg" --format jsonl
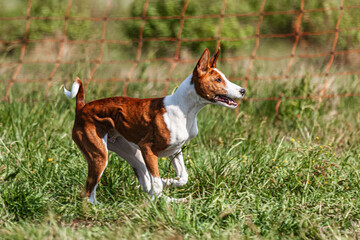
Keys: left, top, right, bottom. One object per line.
{"left": 73, "top": 127, "right": 108, "bottom": 205}
{"left": 107, "top": 133, "right": 152, "bottom": 194}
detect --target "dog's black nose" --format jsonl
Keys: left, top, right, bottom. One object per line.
{"left": 240, "top": 88, "right": 246, "bottom": 96}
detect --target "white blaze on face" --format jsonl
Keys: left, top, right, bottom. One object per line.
{"left": 211, "top": 68, "right": 245, "bottom": 109}
{"left": 213, "top": 68, "right": 244, "bottom": 100}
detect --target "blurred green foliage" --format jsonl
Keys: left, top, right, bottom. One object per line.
{"left": 0, "top": 0, "right": 359, "bottom": 57}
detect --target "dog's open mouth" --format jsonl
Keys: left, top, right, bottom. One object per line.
{"left": 214, "top": 95, "right": 237, "bottom": 107}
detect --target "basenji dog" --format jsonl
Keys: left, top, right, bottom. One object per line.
{"left": 64, "top": 48, "right": 246, "bottom": 204}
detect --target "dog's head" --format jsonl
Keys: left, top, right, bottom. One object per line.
{"left": 191, "top": 48, "right": 245, "bottom": 109}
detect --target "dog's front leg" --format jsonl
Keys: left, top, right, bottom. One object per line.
{"left": 162, "top": 151, "right": 188, "bottom": 188}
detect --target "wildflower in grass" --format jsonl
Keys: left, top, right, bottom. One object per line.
{"left": 275, "top": 166, "right": 278, "bottom": 169}
{"left": 320, "top": 146, "right": 323, "bottom": 149}
{"left": 48, "top": 158, "right": 53, "bottom": 162}
{"left": 316, "top": 136, "right": 319, "bottom": 140}
{"left": 325, "top": 182, "right": 327, "bottom": 184}
{"left": 346, "top": 187, "right": 349, "bottom": 190}
{"left": 309, "top": 147, "right": 313, "bottom": 150}
{"left": 298, "top": 180, "right": 301, "bottom": 183}
{"left": 358, "top": 153, "right": 360, "bottom": 157}
{"left": 312, "top": 161, "right": 315, "bottom": 163}
{"left": 272, "top": 158, "right": 275, "bottom": 161}
{"left": 291, "top": 138, "right": 295, "bottom": 142}
{"left": 161, "top": 157, "right": 166, "bottom": 160}
{"left": 333, "top": 153, "right": 336, "bottom": 156}
{"left": 242, "top": 160, "right": 246, "bottom": 163}
{"left": 31, "top": 169, "right": 35, "bottom": 173}
{"left": 297, "top": 140, "right": 300, "bottom": 143}
{"left": 284, "top": 161, "right": 287, "bottom": 163}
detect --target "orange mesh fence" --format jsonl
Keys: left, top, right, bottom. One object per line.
{"left": 1, "top": 0, "right": 360, "bottom": 109}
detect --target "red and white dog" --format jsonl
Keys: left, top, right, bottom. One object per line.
{"left": 64, "top": 48, "right": 245, "bottom": 204}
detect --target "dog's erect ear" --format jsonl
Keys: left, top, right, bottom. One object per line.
{"left": 210, "top": 47, "right": 220, "bottom": 68}
{"left": 195, "top": 48, "right": 210, "bottom": 76}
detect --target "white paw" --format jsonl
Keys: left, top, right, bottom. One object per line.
{"left": 161, "top": 176, "right": 187, "bottom": 188}
{"left": 164, "top": 196, "right": 187, "bottom": 203}
{"left": 149, "top": 193, "right": 187, "bottom": 203}
{"left": 161, "top": 177, "right": 174, "bottom": 187}
{"left": 87, "top": 198, "right": 101, "bottom": 205}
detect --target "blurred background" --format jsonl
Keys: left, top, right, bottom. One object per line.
{"left": 2, "top": 2, "right": 360, "bottom": 237}
{"left": 0, "top": 0, "right": 359, "bottom": 103}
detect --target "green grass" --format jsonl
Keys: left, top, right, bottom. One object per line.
{"left": 1, "top": 81, "right": 360, "bottom": 239}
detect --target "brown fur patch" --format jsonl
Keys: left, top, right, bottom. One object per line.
{"left": 72, "top": 96, "right": 171, "bottom": 185}
{"left": 192, "top": 70, "right": 227, "bottom": 102}
{"left": 74, "top": 96, "right": 171, "bottom": 152}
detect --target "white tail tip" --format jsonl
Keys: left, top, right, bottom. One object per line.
{"left": 64, "top": 81, "right": 80, "bottom": 99}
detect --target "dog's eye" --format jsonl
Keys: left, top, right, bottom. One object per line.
{"left": 215, "top": 78, "right": 221, "bottom": 83}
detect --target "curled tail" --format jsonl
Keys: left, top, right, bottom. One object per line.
{"left": 64, "top": 77, "right": 85, "bottom": 112}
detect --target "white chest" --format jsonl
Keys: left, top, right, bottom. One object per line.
{"left": 164, "top": 105, "right": 198, "bottom": 144}
{"left": 159, "top": 77, "right": 206, "bottom": 157}
{"left": 160, "top": 103, "right": 198, "bottom": 157}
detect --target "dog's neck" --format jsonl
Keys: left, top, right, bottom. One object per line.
{"left": 164, "top": 74, "right": 208, "bottom": 118}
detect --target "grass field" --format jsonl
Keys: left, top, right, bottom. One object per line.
{"left": 1, "top": 0, "right": 360, "bottom": 238}
{"left": 0, "top": 78, "right": 360, "bottom": 239}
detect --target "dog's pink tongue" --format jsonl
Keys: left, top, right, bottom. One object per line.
{"left": 223, "top": 96, "right": 236, "bottom": 106}
{"left": 215, "top": 95, "right": 237, "bottom": 106}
